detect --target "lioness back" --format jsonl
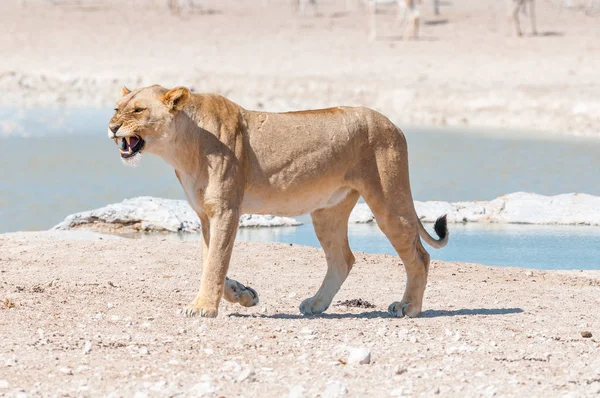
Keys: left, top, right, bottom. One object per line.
{"left": 240, "top": 105, "right": 407, "bottom": 215}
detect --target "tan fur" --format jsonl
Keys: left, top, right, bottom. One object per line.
{"left": 108, "top": 85, "right": 449, "bottom": 318}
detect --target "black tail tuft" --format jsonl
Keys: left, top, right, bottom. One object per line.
{"left": 434, "top": 215, "right": 448, "bottom": 240}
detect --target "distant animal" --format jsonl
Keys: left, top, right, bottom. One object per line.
{"left": 294, "top": 0, "right": 318, "bottom": 15}
{"left": 108, "top": 85, "right": 449, "bottom": 318}
{"left": 510, "top": 0, "right": 537, "bottom": 36}
{"left": 168, "top": 0, "right": 201, "bottom": 15}
{"left": 292, "top": 0, "right": 431, "bottom": 40}
{"left": 367, "top": 0, "right": 421, "bottom": 40}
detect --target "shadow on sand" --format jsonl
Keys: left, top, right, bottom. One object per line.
{"left": 229, "top": 307, "right": 523, "bottom": 320}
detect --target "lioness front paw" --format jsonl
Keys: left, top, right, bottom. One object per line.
{"left": 182, "top": 304, "right": 218, "bottom": 318}
{"left": 388, "top": 301, "right": 421, "bottom": 318}
{"left": 224, "top": 278, "right": 259, "bottom": 307}
{"left": 299, "top": 297, "right": 330, "bottom": 316}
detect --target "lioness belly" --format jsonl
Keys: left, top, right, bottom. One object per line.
{"left": 241, "top": 186, "right": 352, "bottom": 216}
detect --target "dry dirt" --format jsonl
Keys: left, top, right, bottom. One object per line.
{"left": 1, "top": 0, "right": 600, "bottom": 136}
{"left": 1, "top": 231, "right": 599, "bottom": 397}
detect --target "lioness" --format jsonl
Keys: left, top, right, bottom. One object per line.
{"left": 108, "top": 85, "right": 448, "bottom": 318}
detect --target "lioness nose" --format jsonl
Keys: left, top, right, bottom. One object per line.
{"left": 109, "top": 124, "right": 121, "bottom": 134}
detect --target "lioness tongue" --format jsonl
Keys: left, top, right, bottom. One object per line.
{"left": 128, "top": 136, "right": 140, "bottom": 149}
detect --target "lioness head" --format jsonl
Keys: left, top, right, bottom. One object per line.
{"left": 108, "top": 85, "right": 190, "bottom": 166}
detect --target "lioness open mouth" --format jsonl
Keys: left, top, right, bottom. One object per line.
{"left": 114, "top": 135, "right": 145, "bottom": 158}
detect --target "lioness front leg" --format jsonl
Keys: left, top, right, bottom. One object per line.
{"left": 197, "top": 214, "right": 259, "bottom": 309}
{"left": 184, "top": 209, "right": 239, "bottom": 318}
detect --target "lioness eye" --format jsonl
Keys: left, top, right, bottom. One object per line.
{"left": 134, "top": 108, "right": 145, "bottom": 113}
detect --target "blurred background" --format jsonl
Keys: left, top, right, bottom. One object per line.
{"left": 1, "top": 0, "right": 599, "bottom": 268}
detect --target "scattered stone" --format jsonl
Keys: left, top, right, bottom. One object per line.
{"left": 189, "top": 381, "right": 214, "bottom": 396}
{"left": 0, "top": 380, "right": 9, "bottom": 389}
{"left": 288, "top": 384, "right": 306, "bottom": 398}
{"left": 524, "top": 271, "right": 534, "bottom": 277}
{"left": 133, "top": 392, "right": 148, "bottom": 398}
{"left": 106, "top": 302, "right": 114, "bottom": 309}
{"left": 335, "top": 298, "right": 375, "bottom": 309}
{"left": 581, "top": 331, "right": 593, "bottom": 338}
{"left": 83, "top": 341, "right": 93, "bottom": 355}
{"left": 323, "top": 381, "right": 347, "bottom": 398}
{"left": 59, "top": 367, "right": 73, "bottom": 375}
{"left": 288, "top": 292, "right": 297, "bottom": 299}
{"left": 222, "top": 360, "right": 242, "bottom": 373}
{"left": 4, "top": 357, "right": 17, "bottom": 367}
{"left": 236, "top": 367, "right": 256, "bottom": 383}
{"left": 139, "top": 346, "right": 149, "bottom": 355}
{"left": 347, "top": 347, "right": 371, "bottom": 365}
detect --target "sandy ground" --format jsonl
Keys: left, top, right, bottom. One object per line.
{"left": 1, "top": 231, "right": 599, "bottom": 397}
{"left": 1, "top": 0, "right": 600, "bottom": 136}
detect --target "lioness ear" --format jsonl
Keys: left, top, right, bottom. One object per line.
{"left": 163, "top": 86, "right": 190, "bottom": 111}
{"left": 121, "top": 86, "right": 131, "bottom": 96}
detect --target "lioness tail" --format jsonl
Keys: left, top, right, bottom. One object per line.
{"left": 418, "top": 215, "right": 449, "bottom": 249}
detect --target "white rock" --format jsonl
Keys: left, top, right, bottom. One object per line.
{"left": 350, "top": 192, "right": 600, "bottom": 226}
{"left": 222, "top": 360, "right": 242, "bottom": 373}
{"left": 59, "top": 367, "right": 73, "bottom": 375}
{"left": 349, "top": 203, "right": 375, "bottom": 223}
{"left": 189, "top": 381, "right": 215, "bottom": 396}
{"left": 347, "top": 347, "right": 371, "bottom": 365}
{"left": 133, "top": 392, "right": 148, "bottom": 398}
{"left": 83, "top": 341, "right": 93, "bottom": 355}
{"left": 0, "top": 380, "right": 9, "bottom": 389}
{"left": 288, "top": 384, "right": 306, "bottom": 398}
{"left": 323, "top": 381, "right": 347, "bottom": 398}
{"left": 139, "top": 346, "right": 149, "bottom": 355}
{"left": 52, "top": 197, "right": 302, "bottom": 233}
{"left": 236, "top": 367, "right": 256, "bottom": 382}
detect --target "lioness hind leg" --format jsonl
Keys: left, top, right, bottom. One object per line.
{"left": 361, "top": 189, "right": 429, "bottom": 318}
{"left": 223, "top": 277, "right": 259, "bottom": 307}
{"left": 299, "top": 190, "right": 360, "bottom": 316}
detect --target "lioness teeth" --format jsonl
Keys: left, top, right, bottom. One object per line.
{"left": 125, "top": 136, "right": 131, "bottom": 147}
{"left": 113, "top": 138, "right": 118, "bottom": 146}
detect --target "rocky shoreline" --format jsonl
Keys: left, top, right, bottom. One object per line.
{"left": 52, "top": 192, "right": 600, "bottom": 234}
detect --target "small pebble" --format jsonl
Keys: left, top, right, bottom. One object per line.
{"left": 83, "top": 341, "right": 93, "bottom": 355}
{"left": 323, "top": 381, "right": 347, "bottom": 398}
{"left": 139, "top": 346, "right": 149, "bottom": 355}
{"left": 288, "top": 384, "right": 305, "bottom": 398}
{"left": 347, "top": 347, "right": 371, "bottom": 365}
{"left": 59, "top": 367, "right": 73, "bottom": 375}
{"left": 0, "top": 380, "right": 9, "bottom": 389}
{"left": 189, "top": 381, "right": 214, "bottom": 395}
{"left": 581, "top": 331, "right": 593, "bottom": 338}
{"left": 236, "top": 367, "right": 256, "bottom": 383}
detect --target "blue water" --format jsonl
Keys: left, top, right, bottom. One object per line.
{"left": 2, "top": 108, "right": 600, "bottom": 270}
{"left": 155, "top": 222, "right": 600, "bottom": 270}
